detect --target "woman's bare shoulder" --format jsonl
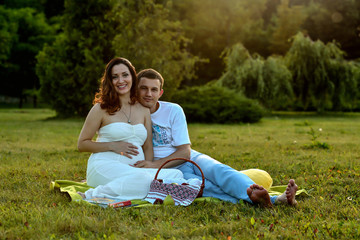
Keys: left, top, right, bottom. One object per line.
{"left": 133, "top": 102, "right": 150, "bottom": 113}
{"left": 88, "top": 103, "right": 107, "bottom": 116}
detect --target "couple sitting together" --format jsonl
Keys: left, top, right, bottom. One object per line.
{"left": 77, "top": 57, "right": 298, "bottom": 207}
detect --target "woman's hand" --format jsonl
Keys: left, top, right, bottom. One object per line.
{"left": 110, "top": 141, "right": 139, "bottom": 159}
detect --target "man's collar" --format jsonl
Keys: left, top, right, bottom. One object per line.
{"left": 152, "top": 101, "right": 161, "bottom": 114}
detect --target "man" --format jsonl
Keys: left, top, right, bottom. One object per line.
{"left": 132, "top": 68, "right": 297, "bottom": 207}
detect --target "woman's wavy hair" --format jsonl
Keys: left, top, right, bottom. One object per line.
{"left": 94, "top": 57, "right": 138, "bottom": 114}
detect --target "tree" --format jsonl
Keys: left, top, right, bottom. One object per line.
{"left": 166, "top": 0, "right": 360, "bottom": 88}
{"left": 285, "top": 32, "right": 358, "bottom": 111}
{"left": 36, "top": 0, "right": 118, "bottom": 117}
{"left": 0, "top": 6, "right": 16, "bottom": 66}
{"left": 0, "top": 0, "right": 45, "bottom": 12}
{"left": 171, "top": 0, "right": 268, "bottom": 86}
{"left": 303, "top": 0, "right": 360, "bottom": 59}
{"left": 219, "top": 43, "right": 293, "bottom": 109}
{"left": 0, "top": 6, "right": 55, "bottom": 107}
{"left": 268, "top": 0, "right": 307, "bottom": 55}
{"left": 0, "top": 0, "right": 64, "bottom": 17}
{"left": 219, "top": 43, "right": 251, "bottom": 92}
{"left": 328, "top": 59, "right": 359, "bottom": 111}
{"left": 262, "top": 56, "right": 294, "bottom": 109}
{"left": 112, "top": 0, "right": 202, "bottom": 100}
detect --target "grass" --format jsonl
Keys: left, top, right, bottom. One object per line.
{"left": 0, "top": 108, "right": 359, "bottom": 239}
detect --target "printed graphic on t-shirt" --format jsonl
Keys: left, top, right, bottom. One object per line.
{"left": 152, "top": 124, "right": 171, "bottom": 146}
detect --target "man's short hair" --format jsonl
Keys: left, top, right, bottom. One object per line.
{"left": 137, "top": 69, "right": 164, "bottom": 89}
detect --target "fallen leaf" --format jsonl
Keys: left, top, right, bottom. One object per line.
{"left": 251, "top": 217, "right": 255, "bottom": 225}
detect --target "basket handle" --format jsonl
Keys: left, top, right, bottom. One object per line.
{"left": 153, "top": 158, "right": 205, "bottom": 197}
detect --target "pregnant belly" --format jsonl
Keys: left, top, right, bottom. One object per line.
{"left": 89, "top": 148, "right": 145, "bottom": 165}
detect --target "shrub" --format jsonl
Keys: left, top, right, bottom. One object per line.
{"left": 171, "top": 84, "right": 264, "bottom": 123}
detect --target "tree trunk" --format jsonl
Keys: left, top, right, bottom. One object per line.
{"left": 19, "top": 95, "right": 23, "bottom": 108}
{"left": 33, "top": 95, "right": 37, "bottom": 108}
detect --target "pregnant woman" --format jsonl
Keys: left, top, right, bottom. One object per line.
{"left": 77, "top": 57, "right": 183, "bottom": 200}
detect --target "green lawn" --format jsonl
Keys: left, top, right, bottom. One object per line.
{"left": 0, "top": 109, "right": 359, "bottom": 239}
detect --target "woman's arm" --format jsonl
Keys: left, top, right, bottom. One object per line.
{"left": 142, "top": 107, "right": 154, "bottom": 161}
{"left": 77, "top": 104, "right": 108, "bottom": 153}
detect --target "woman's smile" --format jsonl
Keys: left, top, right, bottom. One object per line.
{"left": 112, "top": 63, "right": 132, "bottom": 94}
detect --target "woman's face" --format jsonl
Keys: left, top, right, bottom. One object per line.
{"left": 111, "top": 64, "right": 132, "bottom": 95}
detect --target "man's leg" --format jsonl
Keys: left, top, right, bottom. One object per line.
{"left": 273, "top": 179, "right": 298, "bottom": 205}
{"left": 191, "top": 152, "right": 278, "bottom": 204}
{"left": 177, "top": 162, "right": 239, "bottom": 203}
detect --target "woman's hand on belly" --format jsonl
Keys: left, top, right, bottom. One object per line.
{"left": 109, "top": 141, "right": 139, "bottom": 159}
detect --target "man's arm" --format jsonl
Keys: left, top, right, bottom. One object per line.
{"left": 134, "top": 102, "right": 191, "bottom": 168}
{"left": 133, "top": 144, "right": 191, "bottom": 168}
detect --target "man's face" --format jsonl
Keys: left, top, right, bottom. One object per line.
{"left": 138, "top": 77, "right": 163, "bottom": 113}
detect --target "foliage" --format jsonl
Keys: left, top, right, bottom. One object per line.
{"left": 1, "top": 0, "right": 65, "bottom": 19}
{"left": 0, "top": 6, "right": 55, "bottom": 106}
{"left": 303, "top": 0, "right": 360, "bottom": 59}
{"left": 328, "top": 60, "right": 359, "bottom": 111}
{"left": 268, "top": 0, "right": 307, "bottom": 55}
{"left": 218, "top": 43, "right": 251, "bottom": 91}
{"left": 262, "top": 56, "right": 294, "bottom": 109}
{"left": 285, "top": 32, "right": 359, "bottom": 111}
{"left": 0, "top": 6, "right": 15, "bottom": 64}
{"left": 0, "top": 0, "right": 45, "bottom": 12}
{"left": 2, "top": 0, "right": 360, "bottom": 113}
{"left": 112, "top": 0, "right": 203, "bottom": 100}
{"left": 36, "top": 0, "right": 118, "bottom": 117}
{"left": 219, "top": 34, "right": 359, "bottom": 112}
{"left": 171, "top": 84, "right": 265, "bottom": 123}
{"left": 1, "top": 109, "right": 360, "bottom": 239}
{"left": 170, "top": 0, "right": 360, "bottom": 87}
{"left": 219, "top": 43, "right": 294, "bottom": 109}
{"left": 171, "top": 0, "right": 269, "bottom": 84}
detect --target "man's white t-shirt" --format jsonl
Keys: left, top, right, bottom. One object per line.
{"left": 151, "top": 101, "right": 191, "bottom": 160}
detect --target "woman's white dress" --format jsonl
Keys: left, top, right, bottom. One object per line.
{"left": 85, "top": 122, "right": 183, "bottom": 200}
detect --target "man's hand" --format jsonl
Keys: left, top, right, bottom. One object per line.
{"left": 110, "top": 141, "right": 139, "bottom": 159}
{"left": 132, "top": 160, "right": 159, "bottom": 168}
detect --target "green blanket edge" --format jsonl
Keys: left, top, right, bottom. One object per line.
{"left": 50, "top": 180, "right": 310, "bottom": 207}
